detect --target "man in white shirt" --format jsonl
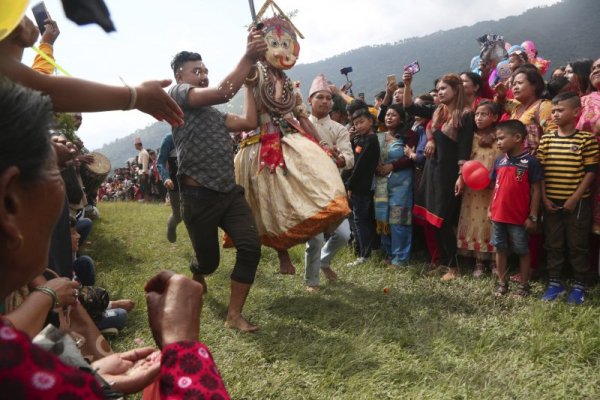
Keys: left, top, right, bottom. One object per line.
{"left": 304, "top": 74, "right": 354, "bottom": 291}
{"left": 134, "top": 136, "right": 150, "bottom": 202}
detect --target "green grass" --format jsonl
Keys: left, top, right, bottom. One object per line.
{"left": 91, "top": 202, "right": 600, "bottom": 400}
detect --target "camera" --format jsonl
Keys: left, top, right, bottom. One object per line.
{"left": 340, "top": 66, "right": 353, "bottom": 76}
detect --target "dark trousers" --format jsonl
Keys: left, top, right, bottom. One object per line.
{"left": 544, "top": 199, "right": 591, "bottom": 283}
{"left": 73, "top": 255, "right": 95, "bottom": 286}
{"left": 181, "top": 185, "right": 261, "bottom": 284}
{"left": 168, "top": 189, "right": 182, "bottom": 228}
{"left": 435, "top": 220, "right": 458, "bottom": 268}
{"left": 351, "top": 192, "right": 376, "bottom": 258}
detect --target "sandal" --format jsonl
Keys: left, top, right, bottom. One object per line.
{"left": 509, "top": 273, "right": 522, "bottom": 283}
{"left": 426, "top": 263, "right": 446, "bottom": 276}
{"left": 512, "top": 283, "right": 531, "bottom": 299}
{"left": 489, "top": 261, "right": 497, "bottom": 277}
{"left": 472, "top": 260, "right": 485, "bottom": 278}
{"left": 495, "top": 281, "right": 509, "bottom": 297}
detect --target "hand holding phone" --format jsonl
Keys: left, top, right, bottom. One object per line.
{"left": 387, "top": 74, "right": 397, "bottom": 85}
{"left": 404, "top": 60, "right": 420, "bottom": 75}
{"left": 31, "top": 2, "right": 50, "bottom": 35}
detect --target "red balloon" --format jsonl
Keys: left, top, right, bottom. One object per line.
{"left": 462, "top": 160, "right": 486, "bottom": 178}
{"left": 464, "top": 166, "right": 491, "bottom": 191}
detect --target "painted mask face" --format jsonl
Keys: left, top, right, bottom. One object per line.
{"left": 262, "top": 17, "right": 299, "bottom": 70}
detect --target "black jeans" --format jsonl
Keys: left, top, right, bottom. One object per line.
{"left": 544, "top": 198, "right": 591, "bottom": 283}
{"left": 181, "top": 185, "right": 261, "bottom": 284}
{"left": 351, "top": 192, "right": 376, "bottom": 258}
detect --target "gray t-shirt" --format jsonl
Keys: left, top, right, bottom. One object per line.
{"left": 169, "top": 83, "right": 236, "bottom": 193}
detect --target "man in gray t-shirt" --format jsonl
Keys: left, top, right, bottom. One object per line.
{"left": 168, "top": 32, "right": 266, "bottom": 332}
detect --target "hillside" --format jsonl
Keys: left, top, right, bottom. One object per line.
{"left": 288, "top": 0, "right": 600, "bottom": 98}
{"left": 96, "top": 0, "right": 599, "bottom": 170}
{"left": 93, "top": 121, "right": 171, "bottom": 170}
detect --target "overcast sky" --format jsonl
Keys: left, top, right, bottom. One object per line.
{"left": 22, "top": 0, "right": 561, "bottom": 149}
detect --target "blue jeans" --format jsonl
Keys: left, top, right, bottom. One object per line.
{"left": 381, "top": 224, "right": 412, "bottom": 265}
{"left": 76, "top": 217, "right": 93, "bottom": 247}
{"left": 304, "top": 220, "right": 351, "bottom": 286}
{"left": 491, "top": 221, "right": 529, "bottom": 255}
{"left": 73, "top": 255, "right": 95, "bottom": 286}
{"left": 351, "top": 193, "right": 376, "bottom": 258}
{"left": 97, "top": 308, "right": 128, "bottom": 331}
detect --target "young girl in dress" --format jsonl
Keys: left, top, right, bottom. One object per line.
{"left": 456, "top": 101, "right": 502, "bottom": 277}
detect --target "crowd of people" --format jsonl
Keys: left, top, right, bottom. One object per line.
{"left": 97, "top": 150, "right": 167, "bottom": 203}
{"left": 0, "top": 1, "right": 599, "bottom": 398}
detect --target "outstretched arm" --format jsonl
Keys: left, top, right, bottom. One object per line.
{"left": 226, "top": 86, "right": 258, "bottom": 132}
{"left": 186, "top": 30, "right": 267, "bottom": 108}
{"left": 0, "top": 17, "right": 184, "bottom": 126}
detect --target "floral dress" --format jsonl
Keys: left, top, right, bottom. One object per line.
{"left": 457, "top": 133, "right": 501, "bottom": 260}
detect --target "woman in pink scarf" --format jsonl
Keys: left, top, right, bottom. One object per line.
{"left": 577, "top": 58, "right": 600, "bottom": 238}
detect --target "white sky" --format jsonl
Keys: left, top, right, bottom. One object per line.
{"left": 22, "top": 0, "right": 561, "bottom": 150}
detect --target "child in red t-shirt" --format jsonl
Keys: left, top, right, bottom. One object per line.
{"left": 489, "top": 120, "right": 543, "bottom": 297}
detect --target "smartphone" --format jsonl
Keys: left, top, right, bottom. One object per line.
{"left": 387, "top": 74, "right": 397, "bottom": 85}
{"left": 31, "top": 2, "right": 50, "bottom": 35}
{"left": 404, "top": 60, "right": 420, "bottom": 75}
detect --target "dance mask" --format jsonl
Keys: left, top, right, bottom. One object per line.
{"left": 261, "top": 16, "right": 300, "bottom": 70}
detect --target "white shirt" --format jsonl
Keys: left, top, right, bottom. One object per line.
{"left": 138, "top": 148, "right": 150, "bottom": 175}
{"left": 308, "top": 114, "right": 354, "bottom": 170}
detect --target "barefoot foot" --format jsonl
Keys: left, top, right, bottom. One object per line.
{"left": 277, "top": 250, "right": 296, "bottom": 275}
{"left": 109, "top": 299, "right": 135, "bottom": 312}
{"left": 321, "top": 267, "right": 338, "bottom": 282}
{"left": 225, "top": 315, "right": 258, "bottom": 332}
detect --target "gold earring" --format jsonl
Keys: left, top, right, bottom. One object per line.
{"left": 6, "top": 234, "right": 24, "bottom": 250}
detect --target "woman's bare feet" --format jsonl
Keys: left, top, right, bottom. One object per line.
{"left": 305, "top": 285, "right": 319, "bottom": 292}
{"left": 109, "top": 299, "right": 135, "bottom": 312}
{"left": 321, "top": 267, "right": 338, "bottom": 282}
{"left": 277, "top": 250, "right": 296, "bottom": 275}
{"left": 224, "top": 314, "right": 258, "bottom": 332}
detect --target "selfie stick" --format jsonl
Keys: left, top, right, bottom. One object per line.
{"left": 342, "top": 71, "right": 353, "bottom": 96}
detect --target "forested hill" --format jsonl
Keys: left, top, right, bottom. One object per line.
{"left": 96, "top": 0, "right": 599, "bottom": 170}
{"left": 288, "top": 0, "right": 599, "bottom": 97}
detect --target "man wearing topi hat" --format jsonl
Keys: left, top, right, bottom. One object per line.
{"left": 304, "top": 74, "right": 354, "bottom": 291}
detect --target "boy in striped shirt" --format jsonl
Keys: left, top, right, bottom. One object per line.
{"left": 537, "top": 92, "right": 599, "bottom": 304}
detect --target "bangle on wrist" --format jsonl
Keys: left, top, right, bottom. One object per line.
{"left": 33, "top": 286, "right": 59, "bottom": 309}
{"left": 119, "top": 77, "right": 138, "bottom": 110}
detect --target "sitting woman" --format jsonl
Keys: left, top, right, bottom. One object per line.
{"left": 375, "top": 104, "right": 416, "bottom": 267}
{"left": 0, "top": 77, "right": 229, "bottom": 398}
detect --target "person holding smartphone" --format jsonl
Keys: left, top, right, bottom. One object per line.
{"left": 31, "top": 17, "right": 60, "bottom": 74}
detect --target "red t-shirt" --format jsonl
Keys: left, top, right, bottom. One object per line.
{"left": 490, "top": 152, "right": 543, "bottom": 225}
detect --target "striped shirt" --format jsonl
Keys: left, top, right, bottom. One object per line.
{"left": 537, "top": 130, "right": 599, "bottom": 200}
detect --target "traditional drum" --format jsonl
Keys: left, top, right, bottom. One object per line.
{"left": 80, "top": 152, "right": 111, "bottom": 193}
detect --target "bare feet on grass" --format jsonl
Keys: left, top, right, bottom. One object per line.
{"left": 321, "top": 267, "right": 338, "bottom": 282}
{"left": 277, "top": 250, "right": 296, "bottom": 275}
{"left": 110, "top": 299, "right": 136, "bottom": 312}
{"left": 225, "top": 314, "right": 258, "bottom": 332}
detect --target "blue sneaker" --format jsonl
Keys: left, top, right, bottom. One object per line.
{"left": 567, "top": 284, "right": 585, "bottom": 305}
{"left": 541, "top": 282, "right": 566, "bottom": 301}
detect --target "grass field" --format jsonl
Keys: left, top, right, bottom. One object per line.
{"left": 91, "top": 202, "right": 600, "bottom": 400}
